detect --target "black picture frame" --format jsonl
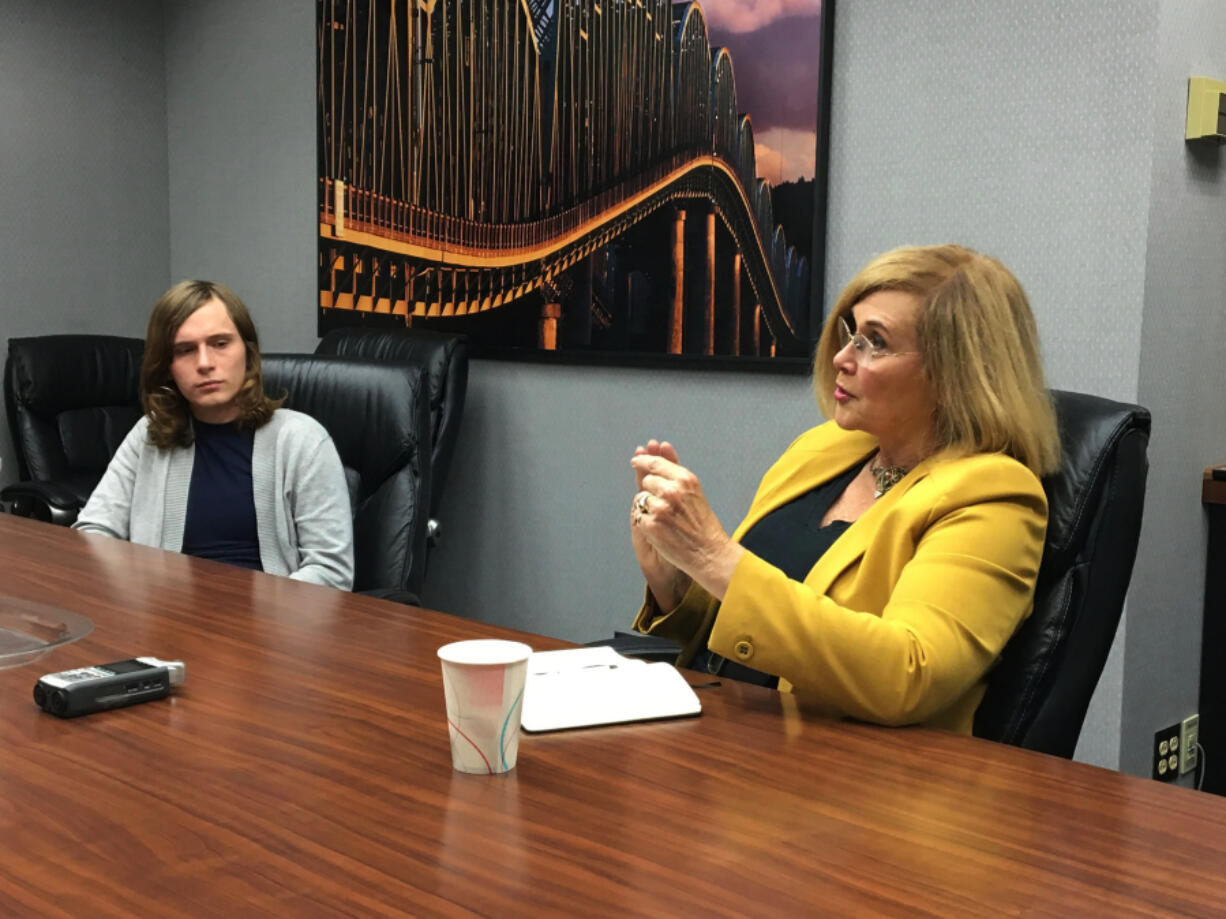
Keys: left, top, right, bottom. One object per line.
{"left": 317, "top": 0, "right": 836, "bottom": 373}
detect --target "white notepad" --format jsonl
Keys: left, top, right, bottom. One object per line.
{"left": 520, "top": 646, "right": 702, "bottom": 732}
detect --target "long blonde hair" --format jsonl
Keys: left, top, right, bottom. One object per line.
{"left": 814, "top": 245, "right": 1060, "bottom": 476}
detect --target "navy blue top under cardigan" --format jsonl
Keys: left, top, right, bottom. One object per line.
{"left": 181, "top": 420, "right": 263, "bottom": 571}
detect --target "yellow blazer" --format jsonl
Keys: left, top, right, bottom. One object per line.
{"left": 633, "top": 422, "right": 1049, "bottom": 734}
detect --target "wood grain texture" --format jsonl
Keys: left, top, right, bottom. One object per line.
{"left": 1, "top": 513, "right": 1224, "bottom": 917}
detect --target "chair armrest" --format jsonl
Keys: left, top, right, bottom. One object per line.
{"left": 0, "top": 481, "right": 84, "bottom": 526}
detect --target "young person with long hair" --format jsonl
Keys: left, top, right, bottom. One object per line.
{"left": 75, "top": 280, "right": 353, "bottom": 590}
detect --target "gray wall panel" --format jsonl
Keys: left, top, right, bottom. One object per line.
{"left": 825, "top": 0, "right": 1157, "bottom": 403}
{"left": 0, "top": 0, "right": 170, "bottom": 481}
{"left": 165, "top": 0, "right": 317, "bottom": 355}
{"left": 1122, "top": 0, "right": 1226, "bottom": 776}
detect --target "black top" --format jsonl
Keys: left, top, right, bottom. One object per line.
{"left": 181, "top": 420, "right": 263, "bottom": 572}
{"left": 691, "top": 461, "right": 865, "bottom": 687}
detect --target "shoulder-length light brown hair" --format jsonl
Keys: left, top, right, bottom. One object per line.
{"left": 814, "top": 245, "right": 1061, "bottom": 476}
{"left": 141, "top": 280, "right": 282, "bottom": 448}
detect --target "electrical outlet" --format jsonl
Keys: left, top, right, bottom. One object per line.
{"left": 1180, "top": 714, "right": 1200, "bottom": 776}
{"left": 1153, "top": 723, "right": 1181, "bottom": 781}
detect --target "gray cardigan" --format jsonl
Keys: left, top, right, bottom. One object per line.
{"left": 74, "top": 410, "right": 354, "bottom": 590}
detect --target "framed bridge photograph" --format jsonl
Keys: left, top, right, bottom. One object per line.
{"left": 317, "top": 0, "right": 835, "bottom": 370}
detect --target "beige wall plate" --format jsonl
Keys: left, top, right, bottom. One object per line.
{"left": 1186, "top": 75, "right": 1226, "bottom": 141}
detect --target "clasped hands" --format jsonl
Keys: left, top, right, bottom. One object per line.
{"left": 630, "top": 439, "right": 744, "bottom": 608}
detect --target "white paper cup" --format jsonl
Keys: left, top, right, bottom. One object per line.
{"left": 437, "top": 639, "right": 533, "bottom": 774}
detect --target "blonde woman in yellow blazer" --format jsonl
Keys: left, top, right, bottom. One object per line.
{"left": 629, "top": 245, "right": 1062, "bottom": 734}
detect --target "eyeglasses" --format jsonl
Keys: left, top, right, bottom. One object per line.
{"left": 837, "top": 317, "right": 917, "bottom": 365}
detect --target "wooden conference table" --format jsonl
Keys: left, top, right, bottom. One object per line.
{"left": 1, "top": 514, "right": 1225, "bottom": 918}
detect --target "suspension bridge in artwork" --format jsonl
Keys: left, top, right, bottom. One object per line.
{"left": 319, "top": 0, "right": 817, "bottom": 357}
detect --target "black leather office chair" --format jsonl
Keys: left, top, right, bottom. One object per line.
{"left": 2, "top": 335, "right": 144, "bottom": 524}
{"left": 315, "top": 327, "right": 468, "bottom": 546}
{"left": 974, "top": 389, "right": 1150, "bottom": 757}
{"left": 262, "top": 354, "right": 432, "bottom": 604}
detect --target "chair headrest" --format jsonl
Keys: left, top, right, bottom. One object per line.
{"left": 261, "top": 354, "right": 429, "bottom": 500}
{"left": 1041, "top": 390, "right": 1152, "bottom": 568}
{"left": 315, "top": 327, "right": 467, "bottom": 416}
{"left": 8, "top": 336, "right": 144, "bottom": 414}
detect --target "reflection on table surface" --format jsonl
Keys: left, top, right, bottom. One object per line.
{"left": 0, "top": 596, "right": 94, "bottom": 670}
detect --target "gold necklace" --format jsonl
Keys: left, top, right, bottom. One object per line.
{"left": 870, "top": 459, "right": 909, "bottom": 498}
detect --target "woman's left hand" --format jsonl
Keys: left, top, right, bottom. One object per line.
{"left": 630, "top": 454, "right": 744, "bottom": 600}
